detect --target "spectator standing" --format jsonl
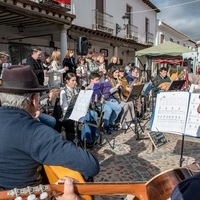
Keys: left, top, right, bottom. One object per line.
{"left": 106, "top": 56, "right": 120, "bottom": 71}
{"left": 86, "top": 51, "right": 99, "bottom": 74}
{"left": 48, "top": 50, "right": 67, "bottom": 88}
{"left": 0, "top": 51, "right": 12, "bottom": 78}
{"left": 62, "top": 50, "right": 76, "bottom": 79}
{"left": 76, "top": 56, "right": 88, "bottom": 88}
{"left": 26, "top": 47, "right": 44, "bottom": 85}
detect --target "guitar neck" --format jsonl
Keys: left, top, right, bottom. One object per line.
{"left": 53, "top": 182, "right": 148, "bottom": 200}
{"left": 0, "top": 182, "right": 148, "bottom": 200}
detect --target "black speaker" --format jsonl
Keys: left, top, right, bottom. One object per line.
{"left": 76, "top": 37, "right": 88, "bottom": 55}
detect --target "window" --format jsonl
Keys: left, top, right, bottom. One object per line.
{"left": 160, "top": 34, "right": 164, "bottom": 43}
{"left": 145, "top": 18, "right": 149, "bottom": 43}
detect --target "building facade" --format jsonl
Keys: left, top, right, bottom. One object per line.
{"left": 0, "top": 0, "right": 159, "bottom": 66}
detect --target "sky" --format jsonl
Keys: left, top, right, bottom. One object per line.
{"left": 151, "top": 0, "right": 200, "bottom": 41}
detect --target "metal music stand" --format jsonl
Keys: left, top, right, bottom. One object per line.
{"left": 124, "top": 84, "right": 146, "bottom": 140}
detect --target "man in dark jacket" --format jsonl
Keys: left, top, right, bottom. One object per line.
{"left": 0, "top": 65, "right": 100, "bottom": 190}
{"left": 26, "top": 47, "right": 44, "bottom": 85}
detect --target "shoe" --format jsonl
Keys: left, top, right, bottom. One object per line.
{"left": 103, "top": 126, "right": 112, "bottom": 135}
{"left": 130, "top": 123, "right": 135, "bottom": 128}
{"left": 121, "top": 123, "right": 128, "bottom": 130}
{"left": 109, "top": 124, "right": 117, "bottom": 131}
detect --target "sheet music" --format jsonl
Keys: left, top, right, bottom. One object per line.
{"left": 69, "top": 90, "right": 93, "bottom": 122}
{"left": 185, "top": 93, "right": 200, "bottom": 137}
{"left": 151, "top": 92, "right": 190, "bottom": 134}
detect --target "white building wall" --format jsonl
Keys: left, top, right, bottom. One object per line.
{"left": 71, "top": 0, "right": 95, "bottom": 29}
{"left": 72, "top": 0, "right": 157, "bottom": 44}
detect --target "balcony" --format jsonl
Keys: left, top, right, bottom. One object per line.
{"left": 126, "top": 24, "right": 138, "bottom": 42}
{"left": 37, "top": 0, "right": 71, "bottom": 12}
{"left": 92, "top": 9, "right": 114, "bottom": 34}
{"left": 146, "top": 32, "right": 154, "bottom": 45}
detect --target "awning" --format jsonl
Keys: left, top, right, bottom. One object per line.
{"left": 153, "top": 59, "right": 183, "bottom": 64}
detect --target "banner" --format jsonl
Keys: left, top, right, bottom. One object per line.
{"left": 53, "top": 0, "right": 71, "bottom": 4}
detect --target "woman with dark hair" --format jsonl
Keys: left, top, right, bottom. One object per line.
{"left": 108, "top": 66, "right": 136, "bottom": 129}
{"left": 60, "top": 73, "right": 79, "bottom": 141}
{"left": 62, "top": 50, "right": 76, "bottom": 75}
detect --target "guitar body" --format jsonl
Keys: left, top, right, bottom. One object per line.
{"left": 44, "top": 165, "right": 92, "bottom": 200}
{"left": 146, "top": 168, "right": 192, "bottom": 200}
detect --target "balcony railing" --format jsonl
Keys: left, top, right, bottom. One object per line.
{"left": 146, "top": 32, "right": 154, "bottom": 45}
{"left": 126, "top": 24, "right": 138, "bottom": 42}
{"left": 92, "top": 9, "right": 113, "bottom": 34}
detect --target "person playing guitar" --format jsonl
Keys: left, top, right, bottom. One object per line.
{"left": 154, "top": 67, "right": 171, "bottom": 91}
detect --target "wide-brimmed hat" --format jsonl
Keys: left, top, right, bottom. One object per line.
{"left": 0, "top": 65, "right": 48, "bottom": 93}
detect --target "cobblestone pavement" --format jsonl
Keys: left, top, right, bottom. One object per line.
{"left": 88, "top": 115, "right": 200, "bottom": 199}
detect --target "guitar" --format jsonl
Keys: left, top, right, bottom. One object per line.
{"left": 0, "top": 166, "right": 195, "bottom": 200}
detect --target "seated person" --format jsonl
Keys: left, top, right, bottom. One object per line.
{"left": 118, "top": 66, "right": 132, "bottom": 99}
{"left": 119, "top": 66, "right": 143, "bottom": 118}
{"left": 154, "top": 67, "right": 171, "bottom": 91}
{"left": 0, "top": 65, "right": 99, "bottom": 190}
{"left": 108, "top": 66, "right": 136, "bottom": 129}
{"left": 60, "top": 73, "right": 80, "bottom": 141}
{"left": 60, "top": 73, "right": 98, "bottom": 145}
{"left": 87, "top": 72, "right": 122, "bottom": 134}
{"left": 126, "top": 66, "right": 141, "bottom": 86}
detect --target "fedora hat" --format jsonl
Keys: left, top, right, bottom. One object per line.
{"left": 0, "top": 65, "right": 48, "bottom": 93}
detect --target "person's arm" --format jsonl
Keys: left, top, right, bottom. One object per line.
{"left": 60, "top": 90, "right": 70, "bottom": 112}
{"left": 31, "top": 125, "right": 100, "bottom": 178}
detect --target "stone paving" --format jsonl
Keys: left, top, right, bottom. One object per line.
{"left": 88, "top": 115, "right": 200, "bottom": 199}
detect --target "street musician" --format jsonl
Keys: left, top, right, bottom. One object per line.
{"left": 154, "top": 67, "right": 171, "bottom": 91}
{"left": 125, "top": 66, "right": 143, "bottom": 117}
{"left": 118, "top": 66, "right": 132, "bottom": 98}
{"left": 108, "top": 66, "right": 135, "bottom": 129}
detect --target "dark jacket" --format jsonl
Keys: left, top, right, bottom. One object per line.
{"left": 0, "top": 107, "right": 99, "bottom": 189}
{"left": 62, "top": 57, "right": 76, "bottom": 74}
{"left": 26, "top": 56, "right": 44, "bottom": 85}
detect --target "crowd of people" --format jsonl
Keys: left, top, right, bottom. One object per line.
{"left": 0, "top": 48, "right": 199, "bottom": 199}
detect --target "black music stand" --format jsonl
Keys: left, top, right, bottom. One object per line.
{"left": 124, "top": 84, "right": 147, "bottom": 140}
{"left": 168, "top": 80, "right": 186, "bottom": 91}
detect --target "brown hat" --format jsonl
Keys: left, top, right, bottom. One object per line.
{"left": 0, "top": 65, "right": 48, "bottom": 94}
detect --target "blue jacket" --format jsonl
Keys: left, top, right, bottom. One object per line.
{"left": 0, "top": 107, "right": 100, "bottom": 189}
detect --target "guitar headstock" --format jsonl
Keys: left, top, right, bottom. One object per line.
{"left": 2, "top": 184, "right": 63, "bottom": 200}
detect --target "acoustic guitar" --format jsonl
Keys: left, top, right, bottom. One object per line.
{"left": 0, "top": 166, "right": 195, "bottom": 200}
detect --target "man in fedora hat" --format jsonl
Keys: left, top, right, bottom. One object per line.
{"left": 0, "top": 65, "right": 99, "bottom": 190}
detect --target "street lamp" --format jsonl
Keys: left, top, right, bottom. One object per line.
{"left": 116, "top": 13, "right": 129, "bottom": 35}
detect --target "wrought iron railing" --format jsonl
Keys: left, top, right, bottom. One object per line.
{"left": 92, "top": 9, "right": 113, "bottom": 34}
{"left": 126, "top": 24, "right": 138, "bottom": 41}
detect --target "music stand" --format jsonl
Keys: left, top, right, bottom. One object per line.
{"left": 125, "top": 84, "right": 144, "bottom": 102}
{"left": 124, "top": 84, "right": 146, "bottom": 140}
{"left": 168, "top": 80, "right": 186, "bottom": 91}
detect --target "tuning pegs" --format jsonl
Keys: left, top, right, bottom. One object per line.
{"left": 14, "top": 197, "right": 22, "bottom": 200}
{"left": 27, "top": 194, "right": 36, "bottom": 200}
{"left": 40, "top": 191, "right": 48, "bottom": 199}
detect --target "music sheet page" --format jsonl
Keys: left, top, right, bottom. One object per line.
{"left": 69, "top": 90, "right": 93, "bottom": 122}
{"left": 184, "top": 93, "right": 200, "bottom": 137}
{"left": 151, "top": 92, "right": 190, "bottom": 134}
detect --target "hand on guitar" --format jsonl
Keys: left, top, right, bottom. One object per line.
{"left": 56, "top": 177, "right": 80, "bottom": 200}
